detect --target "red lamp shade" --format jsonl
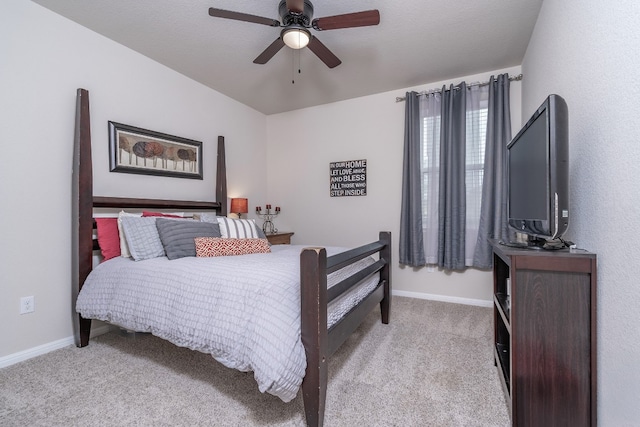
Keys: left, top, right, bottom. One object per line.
{"left": 230, "top": 198, "right": 248, "bottom": 218}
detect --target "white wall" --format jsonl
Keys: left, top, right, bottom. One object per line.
{"left": 0, "top": 0, "right": 267, "bottom": 359}
{"left": 266, "top": 67, "right": 522, "bottom": 305}
{"left": 522, "top": 0, "right": 640, "bottom": 423}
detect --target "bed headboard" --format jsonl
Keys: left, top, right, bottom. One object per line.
{"left": 72, "top": 88, "right": 227, "bottom": 346}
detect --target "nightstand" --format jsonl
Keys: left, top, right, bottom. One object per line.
{"left": 266, "top": 232, "right": 294, "bottom": 245}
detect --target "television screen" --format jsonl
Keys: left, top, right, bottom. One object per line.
{"left": 508, "top": 113, "right": 548, "bottom": 222}
{"left": 507, "top": 94, "right": 569, "bottom": 245}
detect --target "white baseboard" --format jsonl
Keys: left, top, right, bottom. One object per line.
{"left": 0, "top": 324, "right": 112, "bottom": 369}
{"left": 392, "top": 289, "right": 493, "bottom": 308}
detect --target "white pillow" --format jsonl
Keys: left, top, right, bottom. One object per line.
{"left": 216, "top": 217, "right": 260, "bottom": 239}
{"left": 117, "top": 211, "right": 142, "bottom": 258}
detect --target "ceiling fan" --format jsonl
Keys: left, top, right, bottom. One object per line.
{"left": 208, "top": 0, "right": 380, "bottom": 68}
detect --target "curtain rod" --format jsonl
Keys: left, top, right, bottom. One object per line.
{"left": 395, "top": 73, "right": 523, "bottom": 102}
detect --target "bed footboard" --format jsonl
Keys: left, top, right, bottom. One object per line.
{"left": 300, "top": 231, "right": 391, "bottom": 427}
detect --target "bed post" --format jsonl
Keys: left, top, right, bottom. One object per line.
{"left": 379, "top": 231, "right": 392, "bottom": 324}
{"left": 216, "top": 136, "right": 227, "bottom": 215}
{"left": 72, "top": 88, "right": 93, "bottom": 347}
{"left": 300, "top": 247, "right": 328, "bottom": 427}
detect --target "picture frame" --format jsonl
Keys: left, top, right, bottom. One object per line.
{"left": 108, "top": 121, "right": 203, "bottom": 180}
{"left": 329, "top": 159, "right": 367, "bottom": 197}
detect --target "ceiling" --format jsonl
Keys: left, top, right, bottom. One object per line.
{"left": 31, "top": 0, "right": 543, "bottom": 115}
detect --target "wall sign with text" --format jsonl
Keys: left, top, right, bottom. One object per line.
{"left": 329, "top": 159, "right": 367, "bottom": 197}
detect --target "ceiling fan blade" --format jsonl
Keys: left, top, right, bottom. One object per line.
{"left": 208, "top": 7, "right": 280, "bottom": 27}
{"left": 307, "top": 36, "right": 342, "bottom": 68}
{"left": 286, "top": 0, "right": 305, "bottom": 14}
{"left": 253, "top": 37, "right": 286, "bottom": 64}
{"left": 312, "top": 10, "right": 380, "bottom": 31}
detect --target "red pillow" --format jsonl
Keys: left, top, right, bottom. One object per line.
{"left": 142, "top": 211, "right": 182, "bottom": 218}
{"left": 95, "top": 218, "right": 120, "bottom": 261}
{"left": 195, "top": 238, "right": 271, "bottom": 257}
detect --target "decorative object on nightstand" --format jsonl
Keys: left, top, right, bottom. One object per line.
{"left": 230, "top": 198, "right": 248, "bottom": 219}
{"left": 265, "top": 232, "right": 294, "bottom": 245}
{"left": 256, "top": 204, "right": 280, "bottom": 234}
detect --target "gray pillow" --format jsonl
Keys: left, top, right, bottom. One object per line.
{"left": 198, "top": 212, "right": 218, "bottom": 224}
{"left": 120, "top": 216, "right": 165, "bottom": 261}
{"left": 156, "top": 218, "right": 221, "bottom": 260}
{"left": 255, "top": 226, "right": 267, "bottom": 240}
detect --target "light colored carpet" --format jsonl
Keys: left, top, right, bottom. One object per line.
{"left": 0, "top": 297, "right": 510, "bottom": 426}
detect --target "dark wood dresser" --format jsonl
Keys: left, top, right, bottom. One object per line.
{"left": 491, "top": 240, "right": 597, "bottom": 426}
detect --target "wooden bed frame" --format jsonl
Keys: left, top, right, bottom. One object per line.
{"left": 71, "top": 89, "right": 391, "bottom": 427}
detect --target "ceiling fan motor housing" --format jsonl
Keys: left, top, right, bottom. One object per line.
{"left": 278, "top": 0, "right": 314, "bottom": 27}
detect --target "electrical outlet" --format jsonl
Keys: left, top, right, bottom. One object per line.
{"left": 20, "top": 296, "right": 35, "bottom": 314}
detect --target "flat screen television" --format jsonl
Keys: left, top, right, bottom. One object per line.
{"left": 506, "top": 94, "right": 569, "bottom": 248}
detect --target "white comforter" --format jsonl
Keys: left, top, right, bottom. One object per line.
{"left": 76, "top": 245, "right": 378, "bottom": 402}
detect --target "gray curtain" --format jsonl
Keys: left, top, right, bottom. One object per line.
{"left": 399, "top": 91, "right": 426, "bottom": 266}
{"left": 472, "top": 74, "right": 512, "bottom": 268}
{"left": 437, "top": 84, "right": 467, "bottom": 270}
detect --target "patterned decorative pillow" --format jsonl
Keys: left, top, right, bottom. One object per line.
{"left": 156, "top": 218, "right": 220, "bottom": 260}
{"left": 201, "top": 214, "right": 268, "bottom": 241}
{"left": 195, "top": 237, "right": 271, "bottom": 257}
{"left": 216, "top": 217, "right": 261, "bottom": 239}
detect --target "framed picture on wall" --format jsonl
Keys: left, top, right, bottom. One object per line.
{"left": 108, "top": 121, "right": 203, "bottom": 180}
{"left": 329, "top": 159, "right": 367, "bottom": 197}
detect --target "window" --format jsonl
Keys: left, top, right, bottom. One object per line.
{"left": 465, "top": 106, "right": 488, "bottom": 233}
{"left": 420, "top": 87, "right": 489, "bottom": 265}
{"left": 400, "top": 75, "right": 512, "bottom": 270}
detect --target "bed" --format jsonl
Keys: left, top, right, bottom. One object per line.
{"left": 71, "top": 89, "right": 391, "bottom": 427}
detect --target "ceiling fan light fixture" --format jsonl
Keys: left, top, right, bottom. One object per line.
{"left": 282, "top": 28, "right": 310, "bottom": 49}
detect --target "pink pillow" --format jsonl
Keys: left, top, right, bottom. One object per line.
{"left": 142, "top": 211, "right": 182, "bottom": 218}
{"left": 95, "top": 218, "right": 121, "bottom": 261}
{"left": 195, "top": 238, "right": 271, "bottom": 257}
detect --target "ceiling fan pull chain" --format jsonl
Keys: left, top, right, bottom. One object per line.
{"left": 292, "top": 49, "right": 302, "bottom": 84}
